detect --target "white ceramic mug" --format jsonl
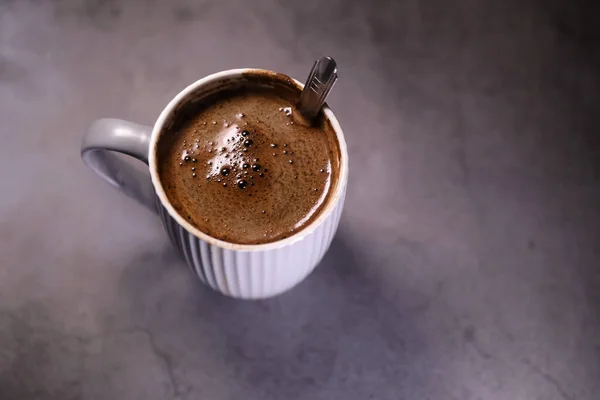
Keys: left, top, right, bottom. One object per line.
{"left": 81, "top": 69, "right": 348, "bottom": 299}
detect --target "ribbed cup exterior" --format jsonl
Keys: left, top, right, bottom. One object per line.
{"left": 156, "top": 191, "right": 345, "bottom": 299}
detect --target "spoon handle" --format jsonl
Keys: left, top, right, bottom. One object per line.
{"left": 297, "top": 57, "right": 338, "bottom": 121}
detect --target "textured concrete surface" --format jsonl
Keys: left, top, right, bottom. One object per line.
{"left": 1, "top": 0, "right": 599, "bottom": 399}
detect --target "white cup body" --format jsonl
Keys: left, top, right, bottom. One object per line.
{"left": 155, "top": 189, "right": 346, "bottom": 298}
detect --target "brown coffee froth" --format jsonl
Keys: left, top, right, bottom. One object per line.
{"left": 157, "top": 79, "right": 340, "bottom": 244}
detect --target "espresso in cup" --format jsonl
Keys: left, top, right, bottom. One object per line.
{"left": 157, "top": 75, "right": 341, "bottom": 244}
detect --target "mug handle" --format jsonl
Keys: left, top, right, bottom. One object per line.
{"left": 81, "top": 118, "right": 157, "bottom": 213}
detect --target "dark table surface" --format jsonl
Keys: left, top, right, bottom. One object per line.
{"left": 1, "top": 0, "right": 599, "bottom": 399}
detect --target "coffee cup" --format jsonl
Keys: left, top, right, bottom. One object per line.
{"left": 81, "top": 69, "right": 348, "bottom": 299}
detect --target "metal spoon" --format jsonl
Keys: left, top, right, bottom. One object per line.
{"left": 297, "top": 56, "right": 338, "bottom": 122}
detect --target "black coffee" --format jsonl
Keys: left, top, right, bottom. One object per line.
{"left": 157, "top": 75, "right": 341, "bottom": 244}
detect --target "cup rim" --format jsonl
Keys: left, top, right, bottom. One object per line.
{"left": 148, "top": 68, "right": 348, "bottom": 251}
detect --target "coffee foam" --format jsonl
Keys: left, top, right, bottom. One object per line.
{"left": 157, "top": 81, "right": 340, "bottom": 244}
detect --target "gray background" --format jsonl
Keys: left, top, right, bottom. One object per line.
{"left": 1, "top": 0, "right": 599, "bottom": 399}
